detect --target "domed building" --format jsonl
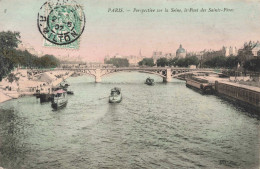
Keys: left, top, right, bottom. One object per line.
{"left": 176, "top": 44, "right": 186, "bottom": 58}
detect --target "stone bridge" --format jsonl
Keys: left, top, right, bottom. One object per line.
{"left": 30, "top": 67, "right": 217, "bottom": 83}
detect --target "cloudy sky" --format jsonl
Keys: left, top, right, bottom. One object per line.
{"left": 0, "top": 0, "right": 260, "bottom": 61}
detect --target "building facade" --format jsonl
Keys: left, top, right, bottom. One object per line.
{"left": 222, "top": 46, "right": 238, "bottom": 56}
{"left": 152, "top": 51, "right": 163, "bottom": 61}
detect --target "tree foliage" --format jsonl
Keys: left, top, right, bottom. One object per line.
{"left": 236, "top": 41, "right": 260, "bottom": 72}
{"left": 182, "top": 56, "right": 199, "bottom": 67}
{"left": 0, "top": 31, "right": 20, "bottom": 81}
{"left": 203, "top": 56, "right": 227, "bottom": 68}
{"left": 138, "top": 58, "right": 154, "bottom": 67}
{"left": 0, "top": 31, "right": 60, "bottom": 81}
{"left": 105, "top": 58, "right": 129, "bottom": 67}
{"left": 0, "top": 31, "right": 21, "bottom": 54}
{"left": 5, "top": 50, "right": 60, "bottom": 69}
{"left": 38, "top": 55, "right": 60, "bottom": 68}
{"left": 0, "top": 55, "right": 14, "bottom": 81}
{"left": 226, "top": 55, "right": 239, "bottom": 69}
{"left": 237, "top": 41, "right": 256, "bottom": 64}
{"left": 244, "top": 58, "right": 260, "bottom": 72}
{"left": 156, "top": 58, "right": 168, "bottom": 67}
{"left": 156, "top": 56, "right": 199, "bottom": 67}
{"left": 168, "top": 57, "right": 178, "bottom": 66}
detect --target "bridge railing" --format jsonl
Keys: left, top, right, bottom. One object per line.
{"left": 29, "top": 67, "right": 218, "bottom": 72}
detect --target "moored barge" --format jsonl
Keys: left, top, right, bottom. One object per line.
{"left": 186, "top": 76, "right": 214, "bottom": 94}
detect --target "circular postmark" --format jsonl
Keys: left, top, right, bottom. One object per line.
{"left": 37, "top": 0, "right": 85, "bottom": 45}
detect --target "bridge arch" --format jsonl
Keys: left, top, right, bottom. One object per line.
{"left": 100, "top": 69, "right": 166, "bottom": 78}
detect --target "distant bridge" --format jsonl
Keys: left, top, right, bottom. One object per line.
{"left": 30, "top": 67, "right": 218, "bottom": 83}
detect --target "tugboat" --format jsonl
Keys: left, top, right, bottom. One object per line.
{"left": 145, "top": 77, "right": 155, "bottom": 86}
{"left": 109, "top": 87, "right": 122, "bottom": 103}
{"left": 51, "top": 89, "right": 68, "bottom": 109}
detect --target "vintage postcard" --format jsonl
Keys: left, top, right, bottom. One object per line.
{"left": 0, "top": 0, "right": 259, "bottom": 168}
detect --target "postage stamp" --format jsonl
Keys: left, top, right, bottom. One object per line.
{"left": 37, "top": 0, "right": 85, "bottom": 49}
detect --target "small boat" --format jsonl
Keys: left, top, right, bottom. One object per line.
{"left": 67, "top": 90, "right": 74, "bottom": 95}
{"left": 51, "top": 89, "right": 68, "bottom": 109}
{"left": 60, "top": 81, "right": 70, "bottom": 89}
{"left": 52, "top": 87, "right": 63, "bottom": 91}
{"left": 109, "top": 87, "right": 122, "bottom": 103}
{"left": 39, "top": 93, "right": 52, "bottom": 103}
{"left": 145, "top": 77, "right": 155, "bottom": 86}
{"left": 35, "top": 89, "right": 41, "bottom": 98}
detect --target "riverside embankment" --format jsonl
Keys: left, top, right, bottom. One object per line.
{"left": 0, "top": 69, "right": 72, "bottom": 103}
{"left": 0, "top": 89, "right": 12, "bottom": 103}
{"left": 186, "top": 75, "right": 260, "bottom": 111}
{"left": 215, "top": 80, "right": 260, "bottom": 111}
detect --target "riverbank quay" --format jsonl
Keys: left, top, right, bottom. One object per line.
{"left": 186, "top": 76, "right": 227, "bottom": 94}
{"left": 215, "top": 81, "right": 260, "bottom": 111}
{"left": 0, "top": 89, "right": 13, "bottom": 103}
{"left": 185, "top": 74, "right": 231, "bottom": 93}
{"left": 185, "top": 75, "right": 260, "bottom": 111}
{"left": 0, "top": 69, "right": 73, "bottom": 103}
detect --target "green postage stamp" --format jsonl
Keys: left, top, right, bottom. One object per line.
{"left": 37, "top": 0, "right": 85, "bottom": 49}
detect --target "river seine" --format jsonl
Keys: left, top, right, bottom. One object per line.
{"left": 0, "top": 72, "right": 259, "bottom": 169}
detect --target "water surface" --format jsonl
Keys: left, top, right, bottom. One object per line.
{"left": 0, "top": 72, "right": 259, "bottom": 169}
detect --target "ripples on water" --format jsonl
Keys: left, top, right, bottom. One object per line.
{"left": 0, "top": 72, "right": 259, "bottom": 169}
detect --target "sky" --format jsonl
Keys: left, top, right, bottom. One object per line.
{"left": 0, "top": 0, "right": 260, "bottom": 62}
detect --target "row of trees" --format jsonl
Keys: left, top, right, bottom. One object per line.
{"left": 201, "top": 42, "right": 260, "bottom": 71}
{"left": 104, "top": 58, "right": 129, "bottom": 67}
{"left": 103, "top": 40, "right": 260, "bottom": 71}
{"left": 138, "top": 56, "right": 199, "bottom": 67}
{"left": 203, "top": 55, "right": 239, "bottom": 68}
{"left": 7, "top": 50, "right": 60, "bottom": 69}
{"left": 0, "top": 31, "right": 60, "bottom": 81}
{"left": 107, "top": 55, "right": 241, "bottom": 69}
{"left": 138, "top": 54, "right": 259, "bottom": 71}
